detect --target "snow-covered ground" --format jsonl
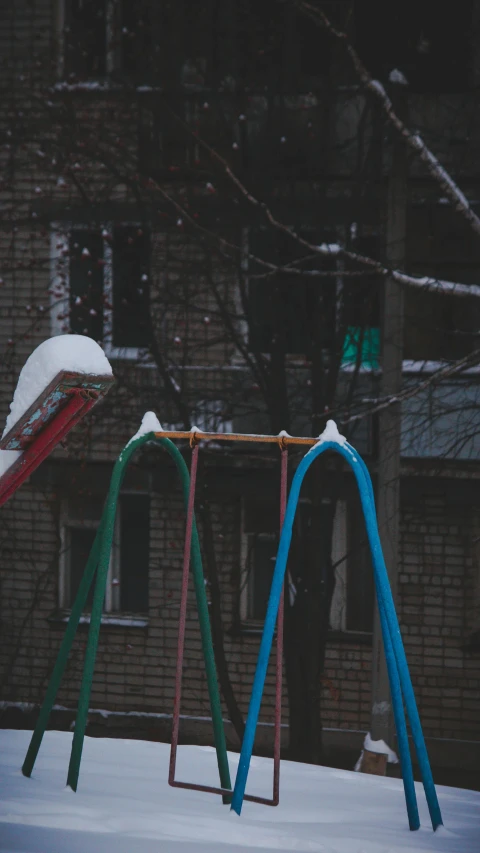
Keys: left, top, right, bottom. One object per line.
{"left": 0, "top": 731, "right": 478, "bottom": 853}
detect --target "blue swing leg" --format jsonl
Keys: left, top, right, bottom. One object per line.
{"left": 231, "top": 439, "right": 442, "bottom": 833}
{"left": 357, "top": 459, "right": 419, "bottom": 829}
{"left": 355, "top": 453, "right": 442, "bottom": 831}
{"left": 377, "top": 596, "right": 419, "bottom": 830}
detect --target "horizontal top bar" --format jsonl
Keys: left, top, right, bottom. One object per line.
{"left": 154, "top": 430, "right": 319, "bottom": 447}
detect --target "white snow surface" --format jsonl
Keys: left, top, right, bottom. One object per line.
{"left": 0, "top": 449, "right": 21, "bottom": 478}
{"left": 2, "top": 335, "right": 112, "bottom": 439}
{"left": 124, "top": 412, "right": 163, "bottom": 452}
{"left": 354, "top": 733, "right": 399, "bottom": 772}
{"left": 126, "top": 411, "right": 163, "bottom": 447}
{"left": 0, "top": 730, "right": 479, "bottom": 853}
{"left": 363, "top": 732, "right": 399, "bottom": 763}
{"left": 318, "top": 419, "right": 347, "bottom": 446}
{"left": 389, "top": 68, "right": 408, "bottom": 85}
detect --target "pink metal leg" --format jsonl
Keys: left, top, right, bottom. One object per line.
{"left": 169, "top": 443, "right": 200, "bottom": 785}
{"left": 169, "top": 443, "right": 289, "bottom": 807}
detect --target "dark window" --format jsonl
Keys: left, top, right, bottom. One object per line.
{"left": 285, "top": 4, "right": 331, "bottom": 89}
{"left": 64, "top": 0, "right": 107, "bottom": 79}
{"left": 138, "top": 102, "right": 194, "bottom": 178}
{"left": 246, "top": 533, "right": 277, "bottom": 620}
{"left": 404, "top": 291, "right": 480, "bottom": 361}
{"left": 405, "top": 207, "right": 480, "bottom": 360}
{"left": 346, "top": 497, "right": 374, "bottom": 633}
{"left": 69, "top": 230, "right": 104, "bottom": 340}
{"left": 243, "top": 498, "right": 279, "bottom": 621}
{"left": 63, "top": 493, "right": 150, "bottom": 613}
{"left": 67, "top": 225, "right": 151, "bottom": 348}
{"left": 242, "top": 492, "right": 373, "bottom": 631}
{"left": 119, "top": 494, "right": 150, "bottom": 613}
{"left": 68, "top": 527, "right": 96, "bottom": 608}
{"left": 112, "top": 227, "right": 151, "bottom": 348}
{"left": 120, "top": 0, "right": 153, "bottom": 80}
{"left": 355, "top": 0, "right": 472, "bottom": 93}
{"left": 248, "top": 228, "right": 336, "bottom": 355}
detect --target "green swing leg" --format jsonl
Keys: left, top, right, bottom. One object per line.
{"left": 22, "top": 432, "right": 231, "bottom": 799}
{"left": 66, "top": 454, "right": 129, "bottom": 790}
{"left": 22, "top": 519, "right": 104, "bottom": 778}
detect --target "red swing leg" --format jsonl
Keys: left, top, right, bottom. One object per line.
{"left": 169, "top": 443, "right": 200, "bottom": 786}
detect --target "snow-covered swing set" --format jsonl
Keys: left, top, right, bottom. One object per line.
{"left": 1, "top": 337, "right": 443, "bottom": 833}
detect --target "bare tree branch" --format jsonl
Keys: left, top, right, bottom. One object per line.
{"left": 293, "top": 0, "right": 480, "bottom": 237}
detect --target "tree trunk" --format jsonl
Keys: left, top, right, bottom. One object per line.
{"left": 284, "top": 478, "right": 336, "bottom": 763}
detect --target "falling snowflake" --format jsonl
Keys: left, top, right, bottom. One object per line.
{"left": 81, "top": 247, "right": 91, "bottom": 257}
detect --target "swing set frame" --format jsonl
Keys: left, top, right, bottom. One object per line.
{"left": 19, "top": 427, "right": 443, "bottom": 832}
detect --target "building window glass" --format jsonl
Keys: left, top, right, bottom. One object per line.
{"left": 60, "top": 493, "right": 150, "bottom": 614}
{"left": 51, "top": 223, "right": 151, "bottom": 359}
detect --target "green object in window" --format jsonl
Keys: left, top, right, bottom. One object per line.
{"left": 342, "top": 326, "right": 380, "bottom": 369}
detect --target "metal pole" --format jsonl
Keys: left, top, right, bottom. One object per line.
{"left": 371, "top": 90, "right": 407, "bottom": 752}
{"left": 273, "top": 446, "right": 288, "bottom": 805}
{"left": 169, "top": 445, "right": 199, "bottom": 786}
{"left": 154, "top": 430, "right": 319, "bottom": 447}
{"left": 168, "top": 444, "right": 232, "bottom": 803}
{"left": 66, "top": 446, "right": 126, "bottom": 790}
{"left": 24, "top": 430, "right": 231, "bottom": 794}
{"left": 22, "top": 517, "right": 104, "bottom": 778}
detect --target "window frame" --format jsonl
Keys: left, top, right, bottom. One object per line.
{"left": 50, "top": 222, "right": 151, "bottom": 361}
{"left": 239, "top": 494, "right": 374, "bottom": 635}
{"left": 239, "top": 527, "right": 278, "bottom": 624}
{"left": 59, "top": 500, "right": 118, "bottom": 613}
{"left": 244, "top": 225, "right": 345, "bottom": 361}
{"left": 59, "top": 490, "right": 150, "bottom": 618}
{"left": 58, "top": 0, "right": 151, "bottom": 82}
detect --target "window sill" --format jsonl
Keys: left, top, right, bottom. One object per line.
{"left": 327, "top": 630, "right": 373, "bottom": 646}
{"left": 234, "top": 622, "right": 372, "bottom": 645}
{"left": 48, "top": 611, "right": 148, "bottom": 629}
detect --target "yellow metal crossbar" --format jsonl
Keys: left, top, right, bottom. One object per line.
{"left": 155, "top": 430, "right": 319, "bottom": 448}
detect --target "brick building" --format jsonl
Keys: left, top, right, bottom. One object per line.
{"left": 1, "top": 1, "right": 479, "bottom": 784}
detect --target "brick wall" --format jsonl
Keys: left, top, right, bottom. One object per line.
{"left": 1, "top": 471, "right": 479, "bottom": 749}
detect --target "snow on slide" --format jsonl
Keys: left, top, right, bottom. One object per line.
{"left": 0, "top": 336, "right": 112, "bottom": 477}
{"left": 0, "top": 730, "right": 478, "bottom": 853}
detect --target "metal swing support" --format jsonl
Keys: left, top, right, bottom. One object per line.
{"left": 20, "top": 426, "right": 442, "bottom": 834}
{"left": 168, "top": 436, "right": 288, "bottom": 807}
{"left": 21, "top": 431, "right": 232, "bottom": 797}
{"left": 229, "top": 437, "right": 443, "bottom": 833}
